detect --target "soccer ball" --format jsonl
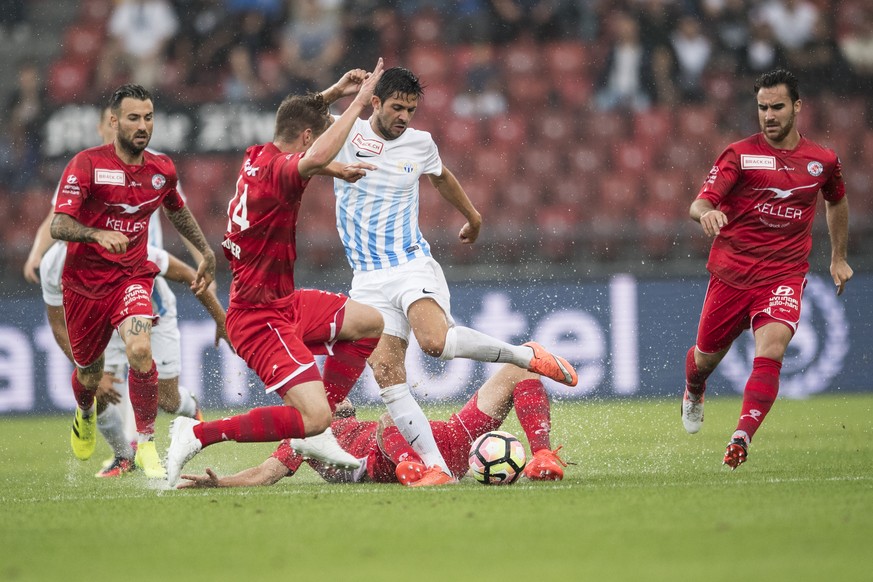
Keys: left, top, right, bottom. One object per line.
{"left": 468, "top": 430, "right": 526, "bottom": 485}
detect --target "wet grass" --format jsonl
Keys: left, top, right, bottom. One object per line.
{"left": 1, "top": 394, "right": 872, "bottom": 581}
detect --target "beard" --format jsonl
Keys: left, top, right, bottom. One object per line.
{"left": 117, "top": 130, "right": 150, "bottom": 157}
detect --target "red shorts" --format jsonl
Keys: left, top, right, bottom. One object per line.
{"left": 63, "top": 277, "right": 156, "bottom": 368}
{"left": 696, "top": 275, "right": 806, "bottom": 354}
{"left": 226, "top": 289, "right": 348, "bottom": 397}
{"left": 368, "top": 396, "right": 502, "bottom": 482}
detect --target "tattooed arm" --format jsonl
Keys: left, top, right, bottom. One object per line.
{"left": 163, "top": 206, "right": 216, "bottom": 295}
{"left": 50, "top": 213, "right": 129, "bottom": 254}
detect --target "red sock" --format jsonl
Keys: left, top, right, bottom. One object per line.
{"left": 193, "top": 406, "right": 305, "bottom": 448}
{"left": 322, "top": 338, "right": 379, "bottom": 410}
{"left": 380, "top": 425, "right": 423, "bottom": 465}
{"left": 71, "top": 370, "right": 96, "bottom": 410}
{"left": 513, "top": 379, "right": 552, "bottom": 452}
{"left": 129, "top": 362, "right": 158, "bottom": 435}
{"left": 736, "top": 357, "right": 782, "bottom": 441}
{"left": 685, "top": 346, "right": 710, "bottom": 398}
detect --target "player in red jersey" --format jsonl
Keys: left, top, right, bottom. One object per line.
{"left": 175, "top": 364, "right": 567, "bottom": 488}
{"left": 50, "top": 84, "right": 216, "bottom": 478}
{"left": 680, "top": 69, "right": 853, "bottom": 469}
{"left": 165, "top": 59, "right": 388, "bottom": 487}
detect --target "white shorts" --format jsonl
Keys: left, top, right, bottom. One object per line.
{"left": 103, "top": 276, "right": 181, "bottom": 380}
{"left": 350, "top": 256, "right": 454, "bottom": 341}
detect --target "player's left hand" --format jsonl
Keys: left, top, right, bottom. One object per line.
{"left": 830, "top": 259, "right": 853, "bottom": 296}
{"left": 178, "top": 468, "right": 220, "bottom": 488}
{"left": 339, "top": 162, "right": 377, "bottom": 183}
{"left": 191, "top": 252, "right": 216, "bottom": 296}
{"left": 459, "top": 220, "right": 481, "bottom": 244}
{"left": 214, "top": 317, "right": 232, "bottom": 351}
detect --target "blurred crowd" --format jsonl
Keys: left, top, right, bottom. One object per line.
{"left": 1, "top": 0, "right": 872, "bottom": 276}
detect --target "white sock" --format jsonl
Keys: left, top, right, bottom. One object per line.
{"left": 97, "top": 404, "right": 134, "bottom": 459}
{"left": 174, "top": 385, "right": 198, "bottom": 418}
{"left": 440, "top": 326, "right": 532, "bottom": 368}
{"left": 380, "top": 383, "right": 450, "bottom": 474}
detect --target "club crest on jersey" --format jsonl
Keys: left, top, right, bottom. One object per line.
{"left": 741, "top": 155, "right": 776, "bottom": 170}
{"left": 152, "top": 174, "right": 166, "bottom": 189}
{"left": 352, "top": 133, "right": 383, "bottom": 155}
{"left": 807, "top": 161, "right": 823, "bottom": 176}
{"left": 95, "top": 169, "right": 125, "bottom": 186}
{"left": 400, "top": 161, "right": 418, "bottom": 174}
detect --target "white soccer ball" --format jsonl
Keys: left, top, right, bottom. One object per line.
{"left": 468, "top": 430, "right": 526, "bottom": 485}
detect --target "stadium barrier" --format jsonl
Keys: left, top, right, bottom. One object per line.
{"left": 0, "top": 273, "right": 867, "bottom": 414}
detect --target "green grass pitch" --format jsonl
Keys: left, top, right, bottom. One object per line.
{"left": 1, "top": 395, "right": 871, "bottom": 582}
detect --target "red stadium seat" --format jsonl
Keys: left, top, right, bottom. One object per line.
{"left": 536, "top": 203, "right": 581, "bottom": 261}
{"left": 544, "top": 41, "right": 590, "bottom": 79}
{"left": 47, "top": 59, "right": 92, "bottom": 103}
{"left": 553, "top": 74, "right": 593, "bottom": 110}
{"left": 407, "top": 46, "right": 451, "bottom": 85}
{"left": 677, "top": 105, "right": 717, "bottom": 140}
{"left": 500, "top": 37, "right": 541, "bottom": 75}
{"left": 177, "top": 155, "right": 235, "bottom": 218}
{"left": 597, "top": 174, "right": 640, "bottom": 215}
{"left": 567, "top": 143, "right": 608, "bottom": 176}
{"left": 612, "top": 141, "right": 653, "bottom": 175}
{"left": 441, "top": 116, "right": 482, "bottom": 151}
{"left": 633, "top": 107, "right": 673, "bottom": 146}
{"left": 474, "top": 146, "right": 513, "bottom": 180}
{"left": 487, "top": 114, "right": 527, "bottom": 145}
{"left": 63, "top": 25, "right": 104, "bottom": 66}
{"left": 78, "top": 0, "right": 112, "bottom": 25}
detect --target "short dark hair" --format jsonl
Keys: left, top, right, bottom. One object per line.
{"left": 754, "top": 69, "right": 800, "bottom": 102}
{"left": 374, "top": 67, "right": 425, "bottom": 103}
{"left": 274, "top": 92, "right": 331, "bottom": 142}
{"left": 108, "top": 84, "right": 152, "bottom": 113}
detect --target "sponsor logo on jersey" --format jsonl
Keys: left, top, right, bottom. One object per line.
{"left": 66, "top": 175, "right": 78, "bottom": 184}
{"left": 94, "top": 169, "right": 126, "bottom": 186}
{"left": 105, "top": 194, "right": 161, "bottom": 214}
{"left": 772, "top": 285, "right": 794, "bottom": 296}
{"left": 352, "top": 133, "right": 383, "bottom": 155}
{"left": 807, "top": 161, "right": 824, "bottom": 176}
{"left": 152, "top": 174, "right": 166, "bottom": 189}
{"left": 752, "top": 183, "right": 818, "bottom": 200}
{"left": 244, "top": 159, "right": 259, "bottom": 176}
{"left": 740, "top": 155, "right": 776, "bottom": 170}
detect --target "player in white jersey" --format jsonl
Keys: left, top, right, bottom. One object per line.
{"left": 322, "top": 67, "right": 578, "bottom": 486}
{"left": 26, "top": 105, "right": 228, "bottom": 477}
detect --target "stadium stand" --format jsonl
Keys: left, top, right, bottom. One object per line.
{"left": 1, "top": 0, "right": 871, "bottom": 281}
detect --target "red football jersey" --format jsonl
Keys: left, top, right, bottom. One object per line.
{"left": 223, "top": 143, "right": 310, "bottom": 308}
{"left": 272, "top": 417, "right": 379, "bottom": 481}
{"left": 54, "top": 144, "right": 185, "bottom": 298}
{"left": 696, "top": 134, "right": 845, "bottom": 288}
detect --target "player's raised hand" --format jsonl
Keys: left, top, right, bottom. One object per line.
{"left": 334, "top": 68, "right": 370, "bottom": 97}
{"left": 352, "top": 58, "right": 384, "bottom": 107}
{"left": 94, "top": 230, "right": 130, "bottom": 254}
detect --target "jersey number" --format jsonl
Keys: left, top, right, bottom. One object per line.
{"left": 227, "top": 178, "right": 251, "bottom": 231}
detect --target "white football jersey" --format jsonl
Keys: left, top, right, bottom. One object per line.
{"left": 333, "top": 117, "right": 443, "bottom": 272}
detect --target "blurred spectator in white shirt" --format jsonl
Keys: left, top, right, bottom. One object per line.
{"left": 757, "top": 0, "right": 819, "bottom": 50}
{"left": 98, "top": 0, "right": 180, "bottom": 89}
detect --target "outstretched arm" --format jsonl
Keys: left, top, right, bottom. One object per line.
{"left": 163, "top": 206, "right": 216, "bottom": 296}
{"left": 826, "top": 196, "right": 852, "bottom": 295}
{"left": 177, "top": 458, "right": 291, "bottom": 488}
{"left": 427, "top": 165, "right": 482, "bottom": 244}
